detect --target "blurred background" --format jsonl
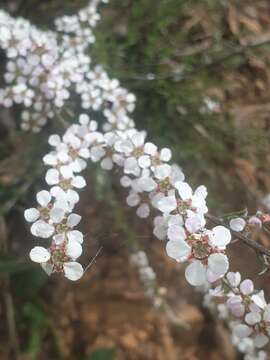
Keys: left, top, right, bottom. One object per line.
{"left": 1, "top": 0, "right": 270, "bottom": 359}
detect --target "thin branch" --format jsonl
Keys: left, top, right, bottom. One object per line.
{"left": 206, "top": 214, "right": 270, "bottom": 258}
{"left": 84, "top": 246, "right": 103, "bottom": 273}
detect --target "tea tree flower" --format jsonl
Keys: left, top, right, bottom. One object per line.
{"left": 166, "top": 225, "right": 231, "bottom": 286}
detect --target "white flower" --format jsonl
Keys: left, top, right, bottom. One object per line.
{"left": 234, "top": 306, "right": 270, "bottom": 349}
{"left": 126, "top": 190, "right": 151, "bottom": 218}
{"left": 24, "top": 190, "right": 52, "bottom": 222}
{"left": 175, "top": 181, "right": 208, "bottom": 214}
{"left": 166, "top": 226, "right": 230, "bottom": 286}
{"left": 225, "top": 274, "right": 267, "bottom": 320}
{"left": 248, "top": 216, "right": 262, "bottom": 229}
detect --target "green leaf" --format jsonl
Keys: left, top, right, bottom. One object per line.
{"left": 0, "top": 255, "right": 31, "bottom": 274}
{"left": 12, "top": 267, "right": 48, "bottom": 298}
{"left": 22, "top": 302, "right": 47, "bottom": 359}
{"left": 84, "top": 348, "right": 115, "bottom": 360}
{"left": 23, "top": 302, "right": 47, "bottom": 325}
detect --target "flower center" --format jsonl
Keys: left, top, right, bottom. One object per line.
{"left": 59, "top": 178, "right": 72, "bottom": 190}
{"left": 254, "top": 321, "right": 267, "bottom": 336}
{"left": 55, "top": 221, "right": 68, "bottom": 234}
{"left": 50, "top": 244, "right": 70, "bottom": 272}
{"left": 69, "top": 148, "right": 79, "bottom": 160}
{"left": 38, "top": 205, "right": 52, "bottom": 220}
{"left": 157, "top": 177, "right": 172, "bottom": 193}
{"left": 188, "top": 235, "right": 211, "bottom": 260}
{"left": 176, "top": 199, "right": 192, "bottom": 214}
{"left": 131, "top": 146, "right": 144, "bottom": 158}
{"left": 192, "top": 241, "right": 211, "bottom": 260}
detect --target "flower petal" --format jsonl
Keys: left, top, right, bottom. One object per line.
{"left": 67, "top": 230, "right": 84, "bottom": 244}
{"left": 67, "top": 213, "right": 81, "bottom": 228}
{"left": 208, "top": 226, "right": 231, "bottom": 248}
{"left": 71, "top": 176, "right": 86, "bottom": 189}
{"left": 63, "top": 262, "right": 84, "bottom": 281}
{"left": 254, "top": 334, "right": 269, "bottom": 348}
{"left": 50, "top": 207, "right": 65, "bottom": 223}
{"left": 158, "top": 196, "right": 177, "bottom": 213}
{"left": 136, "top": 203, "right": 150, "bottom": 218}
{"left": 160, "top": 148, "right": 171, "bottom": 162}
{"left": 185, "top": 214, "right": 204, "bottom": 233}
{"left": 41, "top": 262, "right": 53, "bottom": 275}
{"left": 245, "top": 312, "right": 261, "bottom": 325}
{"left": 126, "top": 192, "right": 140, "bottom": 207}
{"left": 144, "top": 142, "right": 157, "bottom": 155}
{"left": 45, "top": 169, "right": 59, "bottom": 185}
{"left": 66, "top": 240, "right": 82, "bottom": 260}
{"left": 138, "top": 155, "right": 151, "bottom": 169}
{"left": 252, "top": 291, "right": 267, "bottom": 309}
{"left": 185, "top": 260, "right": 207, "bottom": 286}
{"left": 166, "top": 239, "right": 191, "bottom": 262}
{"left": 233, "top": 324, "right": 252, "bottom": 338}
{"left": 263, "top": 305, "right": 270, "bottom": 322}
{"left": 101, "top": 157, "right": 113, "bottom": 170}
{"left": 208, "top": 253, "right": 229, "bottom": 277}
{"left": 36, "top": 190, "right": 51, "bottom": 207}
{"left": 30, "top": 246, "right": 50, "bottom": 263}
{"left": 154, "top": 164, "right": 171, "bottom": 180}
{"left": 30, "top": 220, "right": 54, "bottom": 238}
{"left": 167, "top": 224, "right": 186, "bottom": 242}
{"left": 240, "top": 279, "right": 254, "bottom": 295}
{"left": 24, "top": 208, "right": 39, "bottom": 222}
{"left": 175, "top": 182, "right": 192, "bottom": 200}
{"left": 229, "top": 218, "right": 246, "bottom": 232}
{"left": 226, "top": 272, "right": 241, "bottom": 287}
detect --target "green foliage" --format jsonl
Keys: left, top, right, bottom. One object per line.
{"left": 84, "top": 348, "right": 115, "bottom": 360}
{"left": 21, "top": 302, "right": 48, "bottom": 359}
{"left": 91, "top": 0, "right": 270, "bottom": 212}
{"left": 12, "top": 268, "right": 49, "bottom": 359}
{"left": 0, "top": 254, "right": 31, "bottom": 274}
{"left": 90, "top": 1, "right": 234, "bottom": 209}
{"left": 12, "top": 267, "right": 48, "bottom": 298}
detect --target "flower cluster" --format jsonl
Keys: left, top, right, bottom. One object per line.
{"left": 24, "top": 114, "right": 100, "bottom": 280}
{"left": 1, "top": 0, "right": 269, "bottom": 358}
{"left": 131, "top": 250, "right": 166, "bottom": 308}
{"left": 203, "top": 272, "right": 270, "bottom": 359}
{"left": 0, "top": 0, "right": 135, "bottom": 132}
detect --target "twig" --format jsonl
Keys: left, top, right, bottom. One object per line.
{"left": 84, "top": 246, "right": 103, "bottom": 273}
{"left": 206, "top": 214, "right": 270, "bottom": 258}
